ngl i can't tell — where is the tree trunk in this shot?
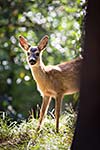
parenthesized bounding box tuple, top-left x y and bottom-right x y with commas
(71, 0, 100, 149)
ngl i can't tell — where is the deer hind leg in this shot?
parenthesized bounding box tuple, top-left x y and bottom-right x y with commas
(37, 96, 51, 131)
(55, 94, 63, 133)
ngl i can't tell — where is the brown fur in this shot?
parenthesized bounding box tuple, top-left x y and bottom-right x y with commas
(19, 35, 82, 132)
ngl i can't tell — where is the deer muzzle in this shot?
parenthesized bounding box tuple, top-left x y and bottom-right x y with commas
(29, 57, 36, 65)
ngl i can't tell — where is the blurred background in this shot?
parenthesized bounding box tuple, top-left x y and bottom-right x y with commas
(0, 0, 85, 121)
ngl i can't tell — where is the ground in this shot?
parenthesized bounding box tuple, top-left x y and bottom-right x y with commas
(0, 105, 76, 150)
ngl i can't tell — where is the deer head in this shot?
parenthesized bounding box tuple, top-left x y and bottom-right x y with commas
(19, 35, 49, 65)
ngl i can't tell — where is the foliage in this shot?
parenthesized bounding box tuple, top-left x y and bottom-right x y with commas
(0, 0, 84, 118)
(0, 104, 77, 150)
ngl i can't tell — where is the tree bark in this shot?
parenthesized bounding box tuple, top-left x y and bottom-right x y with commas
(71, 0, 100, 149)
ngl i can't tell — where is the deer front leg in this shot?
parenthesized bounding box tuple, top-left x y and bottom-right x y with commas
(55, 94, 63, 133)
(37, 96, 51, 131)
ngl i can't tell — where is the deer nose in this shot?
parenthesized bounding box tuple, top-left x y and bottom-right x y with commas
(29, 57, 36, 65)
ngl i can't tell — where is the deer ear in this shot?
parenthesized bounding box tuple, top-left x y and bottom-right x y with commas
(38, 35, 49, 51)
(19, 35, 30, 51)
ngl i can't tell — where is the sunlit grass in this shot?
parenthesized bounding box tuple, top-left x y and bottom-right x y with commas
(0, 104, 76, 150)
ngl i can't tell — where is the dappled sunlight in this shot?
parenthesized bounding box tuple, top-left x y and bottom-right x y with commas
(0, 0, 85, 149)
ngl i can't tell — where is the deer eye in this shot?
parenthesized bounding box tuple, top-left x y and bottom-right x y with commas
(35, 52, 39, 57)
(27, 52, 30, 56)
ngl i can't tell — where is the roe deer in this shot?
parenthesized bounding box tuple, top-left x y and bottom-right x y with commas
(19, 35, 82, 132)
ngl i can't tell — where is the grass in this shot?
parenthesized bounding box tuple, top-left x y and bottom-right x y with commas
(0, 104, 77, 150)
